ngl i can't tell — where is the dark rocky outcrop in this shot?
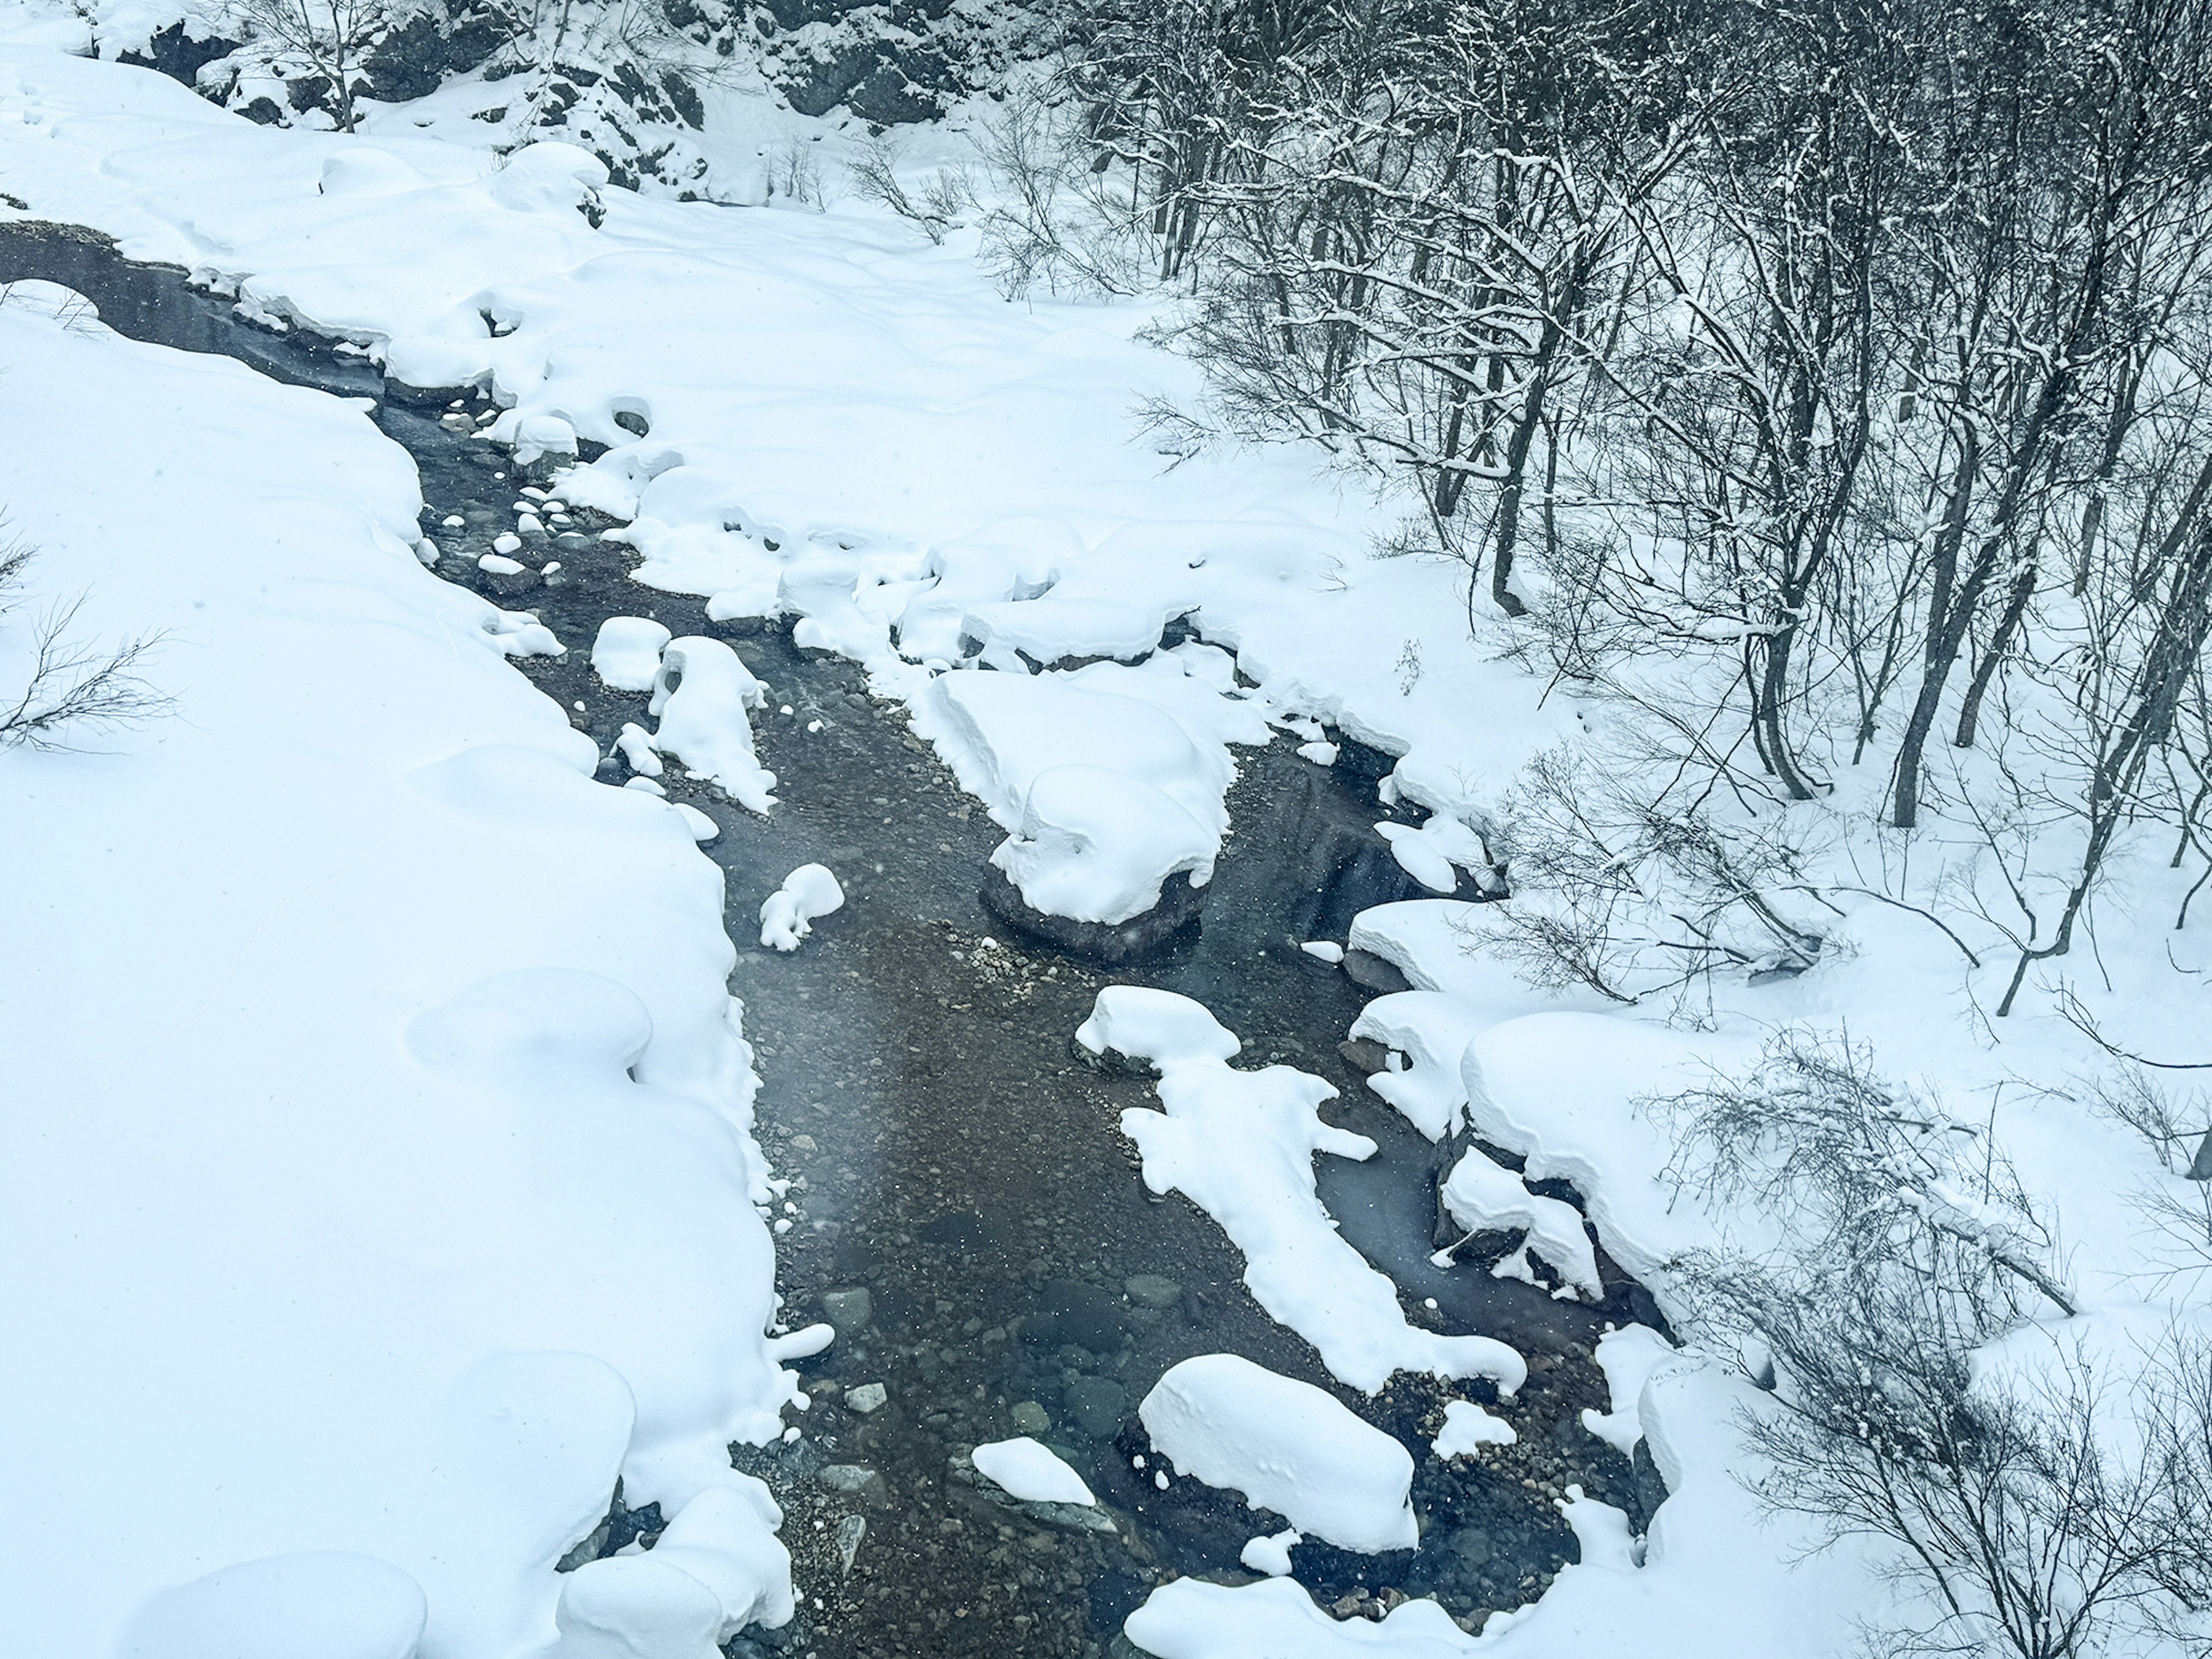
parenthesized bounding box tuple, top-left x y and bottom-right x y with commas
(119, 21, 242, 86)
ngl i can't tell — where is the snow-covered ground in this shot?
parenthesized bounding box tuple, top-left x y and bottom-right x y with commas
(3, 32, 2209, 1659)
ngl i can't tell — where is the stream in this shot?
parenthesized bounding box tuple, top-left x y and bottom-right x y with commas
(1, 224, 1669, 1659)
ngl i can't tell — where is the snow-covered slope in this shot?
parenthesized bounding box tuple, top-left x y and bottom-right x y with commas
(0, 282, 795, 1654)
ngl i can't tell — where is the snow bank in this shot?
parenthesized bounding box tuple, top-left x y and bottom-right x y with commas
(1346, 991, 1484, 1141)
(1126, 1578, 1479, 1659)
(758, 863, 843, 952)
(1139, 1355, 1418, 1552)
(1082, 987, 1524, 1395)
(1580, 1325, 1679, 1457)
(0, 293, 792, 1655)
(1437, 1146, 1604, 1301)
(649, 635, 776, 812)
(971, 1437, 1097, 1506)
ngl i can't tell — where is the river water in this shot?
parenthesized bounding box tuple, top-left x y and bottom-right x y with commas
(1, 225, 1668, 1659)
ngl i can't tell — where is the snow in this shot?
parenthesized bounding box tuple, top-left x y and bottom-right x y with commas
(1431, 1400, 1516, 1457)
(6, 41, 2200, 1659)
(648, 635, 777, 812)
(115, 1551, 428, 1659)
(971, 1437, 1097, 1506)
(1237, 1529, 1300, 1577)
(991, 762, 1217, 924)
(1083, 987, 1525, 1395)
(912, 658, 1265, 923)
(674, 802, 721, 843)
(1579, 1325, 1679, 1457)
(1300, 940, 1345, 964)
(758, 863, 844, 952)
(1139, 1355, 1418, 1552)
(478, 551, 527, 575)
(0, 290, 794, 1656)
(615, 720, 664, 776)
(1347, 991, 1485, 1141)
(1435, 1145, 1604, 1302)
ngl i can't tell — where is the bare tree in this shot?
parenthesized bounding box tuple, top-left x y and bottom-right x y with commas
(0, 535, 167, 751)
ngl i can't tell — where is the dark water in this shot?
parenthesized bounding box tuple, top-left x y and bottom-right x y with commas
(2, 224, 1668, 1658)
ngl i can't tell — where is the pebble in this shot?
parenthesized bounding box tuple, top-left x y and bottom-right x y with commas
(846, 1381, 888, 1415)
(1010, 1400, 1051, 1435)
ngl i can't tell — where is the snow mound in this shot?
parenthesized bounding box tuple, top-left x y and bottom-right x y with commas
(1140, 1355, 1417, 1552)
(971, 1437, 1097, 1506)
(649, 637, 776, 812)
(914, 660, 1258, 924)
(1431, 1399, 1516, 1457)
(961, 595, 1189, 668)
(488, 142, 609, 218)
(1075, 984, 1243, 1067)
(759, 864, 844, 952)
(992, 764, 1217, 925)
(1085, 988, 1525, 1395)
(1237, 1529, 1300, 1577)
(592, 616, 672, 691)
(1375, 814, 1489, 895)
(1437, 1145, 1604, 1301)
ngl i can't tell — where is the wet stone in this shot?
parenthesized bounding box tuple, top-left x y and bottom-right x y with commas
(1339, 1036, 1393, 1075)
(1062, 1376, 1129, 1439)
(844, 1381, 888, 1415)
(819, 1464, 889, 1506)
(1010, 1400, 1051, 1435)
(1123, 1274, 1181, 1310)
(1340, 948, 1412, 994)
(821, 1287, 872, 1335)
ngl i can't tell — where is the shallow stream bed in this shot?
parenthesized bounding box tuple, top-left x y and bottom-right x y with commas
(2, 225, 1669, 1659)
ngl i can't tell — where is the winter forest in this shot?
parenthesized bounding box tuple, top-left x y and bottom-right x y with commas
(6, 0, 2212, 1656)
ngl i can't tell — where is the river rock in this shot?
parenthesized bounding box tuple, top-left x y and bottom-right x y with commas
(845, 1381, 888, 1415)
(1123, 1274, 1181, 1310)
(1063, 1376, 1129, 1439)
(1340, 948, 1412, 994)
(1338, 1036, 1392, 1074)
(819, 1464, 889, 1506)
(821, 1287, 872, 1336)
(1011, 1401, 1051, 1435)
(978, 865, 1205, 964)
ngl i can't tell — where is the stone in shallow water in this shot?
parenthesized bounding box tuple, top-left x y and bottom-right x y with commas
(819, 1464, 889, 1506)
(821, 1287, 872, 1336)
(1123, 1274, 1181, 1310)
(1063, 1376, 1129, 1439)
(1011, 1400, 1051, 1435)
(836, 1513, 866, 1573)
(845, 1381, 888, 1415)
